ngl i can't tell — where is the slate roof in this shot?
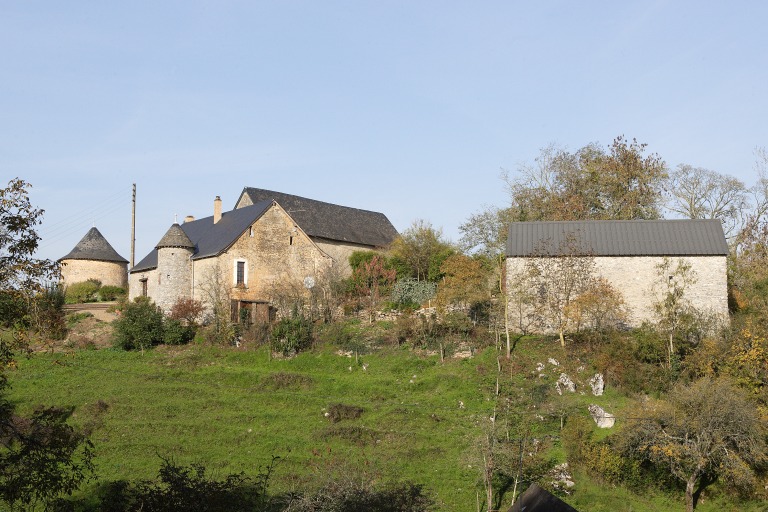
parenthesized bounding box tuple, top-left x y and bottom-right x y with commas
(131, 200, 272, 272)
(59, 227, 128, 263)
(508, 483, 579, 512)
(506, 219, 729, 257)
(156, 223, 194, 249)
(237, 187, 398, 248)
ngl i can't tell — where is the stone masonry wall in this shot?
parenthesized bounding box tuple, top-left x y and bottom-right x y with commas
(154, 247, 193, 313)
(128, 269, 157, 302)
(506, 255, 729, 332)
(193, 204, 333, 307)
(61, 259, 127, 288)
(313, 239, 372, 276)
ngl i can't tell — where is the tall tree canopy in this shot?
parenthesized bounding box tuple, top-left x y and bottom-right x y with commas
(664, 164, 747, 238)
(503, 136, 668, 222)
(388, 220, 455, 282)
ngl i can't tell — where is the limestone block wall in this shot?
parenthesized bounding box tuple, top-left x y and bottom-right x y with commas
(313, 239, 372, 276)
(506, 255, 729, 332)
(61, 259, 127, 288)
(192, 204, 332, 309)
(128, 269, 158, 302)
(154, 247, 193, 313)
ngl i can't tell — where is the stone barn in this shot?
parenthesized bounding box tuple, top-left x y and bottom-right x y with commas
(59, 227, 128, 288)
(129, 188, 398, 317)
(505, 219, 730, 331)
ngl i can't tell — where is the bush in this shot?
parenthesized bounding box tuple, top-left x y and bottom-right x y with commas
(163, 319, 196, 346)
(88, 457, 276, 512)
(31, 284, 66, 340)
(168, 298, 205, 326)
(98, 285, 126, 301)
(270, 314, 313, 356)
(65, 280, 101, 304)
(112, 297, 165, 351)
(0, 291, 27, 328)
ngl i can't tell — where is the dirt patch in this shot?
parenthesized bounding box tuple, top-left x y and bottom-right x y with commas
(64, 312, 115, 349)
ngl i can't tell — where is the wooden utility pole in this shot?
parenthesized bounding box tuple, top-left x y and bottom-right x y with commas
(130, 183, 136, 268)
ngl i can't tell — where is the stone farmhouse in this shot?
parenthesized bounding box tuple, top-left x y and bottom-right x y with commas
(129, 188, 398, 320)
(505, 219, 730, 331)
(59, 227, 129, 288)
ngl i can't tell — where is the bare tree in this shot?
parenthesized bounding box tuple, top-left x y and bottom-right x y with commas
(526, 234, 597, 346)
(653, 258, 697, 368)
(665, 164, 747, 239)
(198, 262, 235, 343)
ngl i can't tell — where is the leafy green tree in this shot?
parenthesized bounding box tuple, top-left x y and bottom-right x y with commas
(0, 178, 59, 297)
(388, 220, 455, 281)
(0, 178, 93, 509)
(620, 377, 768, 512)
(435, 254, 490, 314)
(113, 297, 165, 351)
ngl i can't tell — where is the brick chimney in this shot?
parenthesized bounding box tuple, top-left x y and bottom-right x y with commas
(184, 215, 195, 223)
(214, 196, 222, 224)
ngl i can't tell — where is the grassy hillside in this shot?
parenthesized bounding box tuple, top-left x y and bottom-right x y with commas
(7, 335, 765, 511)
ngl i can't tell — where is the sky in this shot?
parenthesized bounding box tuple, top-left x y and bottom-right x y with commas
(2, 1, 767, 265)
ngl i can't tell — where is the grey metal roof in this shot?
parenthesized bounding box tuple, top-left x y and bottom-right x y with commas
(506, 219, 729, 257)
(59, 227, 128, 263)
(156, 223, 194, 249)
(237, 187, 398, 248)
(131, 200, 272, 272)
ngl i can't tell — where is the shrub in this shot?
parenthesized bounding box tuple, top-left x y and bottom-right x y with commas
(270, 314, 313, 355)
(98, 285, 126, 301)
(391, 278, 436, 309)
(0, 291, 27, 328)
(284, 481, 433, 512)
(163, 319, 196, 346)
(90, 457, 276, 512)
(112, 297, 165, 351)
(168, 298, 205, 326)
(31, 284, 66, 340)
(65, 280, 101, 304)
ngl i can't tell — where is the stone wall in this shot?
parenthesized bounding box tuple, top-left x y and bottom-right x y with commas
(313, 239, 372, 276)
(128, 268, 157, 302)
(61, 259, 127, 288)
(193, 204, 333, 309)
(506, 255, 729, 332)
(154, 247, 193, 313)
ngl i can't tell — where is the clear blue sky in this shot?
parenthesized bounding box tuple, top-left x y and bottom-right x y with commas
(2, 1, 766, 264)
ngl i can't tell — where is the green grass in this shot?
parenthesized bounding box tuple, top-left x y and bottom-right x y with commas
(7, 339, 767, 511)
(9, 344, 498, 509)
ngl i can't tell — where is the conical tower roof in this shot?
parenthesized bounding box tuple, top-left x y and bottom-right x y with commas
(59, 227, 128, 263)
(156, 223, 195, 249)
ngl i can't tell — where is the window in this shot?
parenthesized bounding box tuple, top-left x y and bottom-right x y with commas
(140, 278, 148, 297)
(234, 259, 247, 286)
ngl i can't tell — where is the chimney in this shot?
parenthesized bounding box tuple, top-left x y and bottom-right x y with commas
(184, 215, 195, 223)
(214, 196, 222, 224)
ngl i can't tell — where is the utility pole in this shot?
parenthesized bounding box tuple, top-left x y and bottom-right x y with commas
(131, 183, 136, 268)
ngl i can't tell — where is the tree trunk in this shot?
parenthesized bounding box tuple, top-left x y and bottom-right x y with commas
(685, 475, 696, 512)
(559, 329, 565, 347)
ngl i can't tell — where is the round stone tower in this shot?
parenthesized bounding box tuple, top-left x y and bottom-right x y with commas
(59, 227, 128, 287)
(154, 223, 195, 313)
